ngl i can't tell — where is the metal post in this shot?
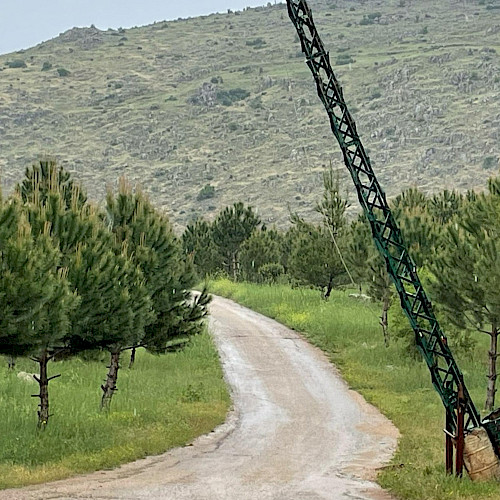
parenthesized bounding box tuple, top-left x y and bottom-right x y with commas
(446, 410, 454, 475)
(456, 383, 465, 477)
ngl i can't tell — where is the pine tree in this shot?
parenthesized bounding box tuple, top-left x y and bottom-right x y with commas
(17, 159, 87, 210)
(432, 183, 500, 411)
(288, 166, 349, 299)
(0, 196, 77, 427)
(212, 202, 261, 280)
(240, 228, 282, 282)
(68, 235, 152, 409)
(428, 189, 463, 225)
(182, 218, 221, 277)
(347, 215, 393, 346)
(18, 162, 149, 412)
(314, 165, 349, 238)
(106, 179, 210, 370)
(391, 187, 436, 268)
(288, 218, 346, 298)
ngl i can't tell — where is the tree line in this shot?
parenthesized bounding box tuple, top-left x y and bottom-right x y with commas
(184, 166, 500, 414)
(1, 161, 209, 427)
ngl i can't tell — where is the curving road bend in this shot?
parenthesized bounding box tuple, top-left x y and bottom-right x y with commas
(1, 295, 399, 500)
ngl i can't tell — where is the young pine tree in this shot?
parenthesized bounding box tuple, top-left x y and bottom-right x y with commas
(239, 228, 283, 283)
(432, 184, 500, 412)
(211, 202, 261, 280)
(106, 179, 210, 370)
(19, 162, 148, 412)
(182, 218, 221, 277)
(0, 197, 78, 427)
(288, 166, 349, 299)
(347, 215, 393, 346)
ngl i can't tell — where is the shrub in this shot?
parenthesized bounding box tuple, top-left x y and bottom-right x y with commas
(6, 59, 26, 68)
(57, 68, 71, 77)
(216, 88, 250, 106)
(197, 184, 216, 201)
(41, 61, 52, 71)
(335, 54, 355, 66)
(259, 263, 285, 284)
(483, 156, 498, 170)
(246, 38, 267, 49)
(360, 12, 382, 25)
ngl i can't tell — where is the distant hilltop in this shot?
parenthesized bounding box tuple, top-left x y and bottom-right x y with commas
(0, 0, 498, 228)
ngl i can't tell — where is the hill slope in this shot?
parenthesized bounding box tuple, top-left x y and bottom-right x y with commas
(0, 0, 499, 227)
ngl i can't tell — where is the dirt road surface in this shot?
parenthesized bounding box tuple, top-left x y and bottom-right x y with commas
(2, 295, 399, 500)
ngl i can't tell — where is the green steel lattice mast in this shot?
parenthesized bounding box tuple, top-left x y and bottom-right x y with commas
(286, 0, 484, 437)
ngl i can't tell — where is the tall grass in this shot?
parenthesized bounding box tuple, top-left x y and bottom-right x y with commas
(0, 331, 230, 489)
(209, 279, 500, 500)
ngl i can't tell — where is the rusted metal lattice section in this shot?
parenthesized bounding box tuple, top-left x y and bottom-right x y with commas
(287, 0, 482, 433)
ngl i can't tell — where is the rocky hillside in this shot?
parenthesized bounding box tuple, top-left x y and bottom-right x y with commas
(0, 0, 499, 227)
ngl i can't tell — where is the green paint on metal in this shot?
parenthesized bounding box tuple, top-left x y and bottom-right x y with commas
(286, 0, 485, 438)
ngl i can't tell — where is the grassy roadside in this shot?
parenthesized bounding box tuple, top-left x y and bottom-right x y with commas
(0, 331, 230, 490)
(209, 279, 500, 500)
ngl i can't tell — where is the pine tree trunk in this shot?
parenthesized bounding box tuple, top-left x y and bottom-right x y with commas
(380, 296, 390, 348)
(232, 252, 238, 281)
(35, 349, 50, 428)
(485, 323, 498, 412)
(129, 346, 136, 369)
(7, 356, 16, 370)
(324, 275, 334, 300)
(101, 351, 121, 410)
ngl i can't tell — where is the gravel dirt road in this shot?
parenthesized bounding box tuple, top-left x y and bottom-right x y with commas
(1, 295, 399, 500)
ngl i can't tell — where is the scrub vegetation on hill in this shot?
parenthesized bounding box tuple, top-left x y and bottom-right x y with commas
(0, 0, 498, 227)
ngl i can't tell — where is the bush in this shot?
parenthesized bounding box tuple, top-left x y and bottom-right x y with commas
(335, 54, 355, 66)
(6, 59, 26, 68)
(57, 68, 71, 77)
(360, 12, 382, 25)
(197, 184, 216, 201)
(41, 61, 52, 71)
(246, 38, 267, 49)
(259, 263, 284, 284)
(216, 88, 250, 106)
(483, 156, 498, 170)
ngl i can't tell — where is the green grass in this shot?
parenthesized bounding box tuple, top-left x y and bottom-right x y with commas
(0, 331, 230, 489)
(209, 278, 500, 500)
